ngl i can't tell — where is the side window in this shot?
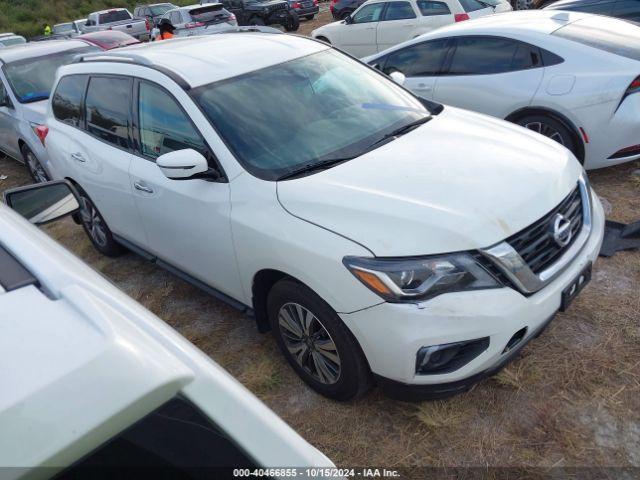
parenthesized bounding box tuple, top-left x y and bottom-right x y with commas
(458, 0, 487, 11)
(511, 43, 540, 70)
(137, 81, 208, 159)
(382, 1, 417, 20)
(447, 37, 524, 75)
(85, 76, 131, 149)
(170, 11, 182, 24)
(613, 0, 640, 19)
(352, 3, 386, 23)
(417, 0, 452, 15)
(52, 75, 87, 127)
(384, 39, 450, 76)
(58, 398, 256, 478)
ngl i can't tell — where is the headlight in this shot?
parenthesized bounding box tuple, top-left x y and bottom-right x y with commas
(343, 253, 501, 303)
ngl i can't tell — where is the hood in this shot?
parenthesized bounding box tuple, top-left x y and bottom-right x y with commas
(277, 107, 583, 257)
(20, 100, 47, 125)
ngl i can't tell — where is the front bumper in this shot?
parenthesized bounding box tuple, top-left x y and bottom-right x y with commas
(295, 5, 320, 15)
(340, 190, 605, 399)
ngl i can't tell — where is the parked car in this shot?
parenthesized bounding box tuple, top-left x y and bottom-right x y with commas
(329, 0, 367, 19)
(288, 0, 320, 20)
(78, 30, 142, 50)
(134, 2, 179, 27)
(155, 3, 238, 39)
(544, 0, 640, 22)
(0, 181, 334, 475)
(44, 34, 604, 401)
(203, 0, 300, 31)
(82, 8, 151, 41)
(0, 33, 27, 48)
(52, 20, 86, 37)
(311, 0, 511, 57)
(0, 40, 98, 183)
(364, 11, 640, 169)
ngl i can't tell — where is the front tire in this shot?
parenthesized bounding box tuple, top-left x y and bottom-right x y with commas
(515, 114, 579, 160)
(284, 11, 300, 31)
(267, 279, 372, 401)
(21, 145, 49, 184)
(76, 187, 126, 257)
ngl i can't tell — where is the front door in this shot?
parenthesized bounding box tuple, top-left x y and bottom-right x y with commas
(340, 2, 386, 57)
(129, 80, 243, 300)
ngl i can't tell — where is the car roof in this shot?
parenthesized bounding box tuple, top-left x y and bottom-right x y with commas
(181, 2, 223, 8)
(0, 40, 91, 63)
(75, 33, 328, 87)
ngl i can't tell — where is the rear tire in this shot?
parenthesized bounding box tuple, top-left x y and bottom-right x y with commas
(76, 187, 126, 257)
(267, 279, 372, 401)
(21, 145, 49, 184)
(514, 114, 579, 160)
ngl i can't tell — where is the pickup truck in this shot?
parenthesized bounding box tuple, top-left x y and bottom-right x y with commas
(52, 19, 86, 38)
(82, 8, 150, 40)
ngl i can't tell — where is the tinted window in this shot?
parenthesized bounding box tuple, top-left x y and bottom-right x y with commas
(98, 10, 132, 24)
(511, 43, 540, 70)
(448, 37, 523, 75)
(52, 75, 87, 127)
(58, 398, 256, 479)
(458, 0, 487, 11)
(384, 39, 450, 76)
(85, 76, 131, 149)
(383, 1, 417, 19)
(189, 4, 227, 22)
(613, 0, 640, 20)
(352, 3, 385, 22)
(138, 82, 207, 158)
(553, 18, 640, 60)
(417, 0, 452, 15)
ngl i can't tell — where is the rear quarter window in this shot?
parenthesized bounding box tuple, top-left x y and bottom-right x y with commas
(553, 19, 640, 61)
(52, 75, 88, 127)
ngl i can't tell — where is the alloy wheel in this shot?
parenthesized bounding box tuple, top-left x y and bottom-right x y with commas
(277, 302, 341, 385)
(523, 121, 566, 146)
(79, 196, 108, 248)
(25, 151, 49, 183)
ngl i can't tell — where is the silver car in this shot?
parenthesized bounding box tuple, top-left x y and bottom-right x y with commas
(0, 41, 98, 182)
(0, 33, 27, 48)
(156, 3, 237, 38)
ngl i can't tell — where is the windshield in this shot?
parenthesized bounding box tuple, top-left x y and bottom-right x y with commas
(0, 37, 26, 47)
(150, 3, 177, 15)
(99, 10, 132, 23)
(53, 23, 74, 33)
(193, 49, 429, 180)
(3, 47, 97, 103)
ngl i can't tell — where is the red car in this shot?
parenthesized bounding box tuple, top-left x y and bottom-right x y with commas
(77, 30, 141, 50)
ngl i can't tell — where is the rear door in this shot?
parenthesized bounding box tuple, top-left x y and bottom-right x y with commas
(59, 75, 148, 245)
(375, 1, 419, 51)
(339, 2, 386, 57)
(379, 37, 451, 98)
(433, 36, 545, 117)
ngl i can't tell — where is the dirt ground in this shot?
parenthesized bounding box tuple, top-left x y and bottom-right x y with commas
(1, 13, 640, 471)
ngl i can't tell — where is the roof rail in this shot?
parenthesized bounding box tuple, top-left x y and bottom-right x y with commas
(71, 52, 191, 91)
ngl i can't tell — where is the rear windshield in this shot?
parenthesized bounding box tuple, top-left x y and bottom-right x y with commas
(3, 47, 97, 103)
(53, 23, 74, 34)
(189, 4, 226, 22)
(554, 19, 640, 61)
(99, 10, 132, 24)
(0, 37, 26, 47)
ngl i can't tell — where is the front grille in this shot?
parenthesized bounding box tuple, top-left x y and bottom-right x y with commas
(473, 253, 516, 289)
(506, 184, 583, 275)
(269, 2, 288, 12)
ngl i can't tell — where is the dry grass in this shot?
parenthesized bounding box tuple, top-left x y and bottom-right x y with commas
(2, 156, 639, 467)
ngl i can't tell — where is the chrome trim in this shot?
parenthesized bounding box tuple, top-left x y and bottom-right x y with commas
(479, 173, 592, 295)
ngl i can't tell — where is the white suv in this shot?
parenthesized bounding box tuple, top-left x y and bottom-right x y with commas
(44, 34, 604, 401)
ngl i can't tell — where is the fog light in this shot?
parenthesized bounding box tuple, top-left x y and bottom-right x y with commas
(416, 337, 489, 375)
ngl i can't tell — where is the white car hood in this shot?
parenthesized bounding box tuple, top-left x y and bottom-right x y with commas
(277, 107, 583, 257)
(20, 100, 47, 125)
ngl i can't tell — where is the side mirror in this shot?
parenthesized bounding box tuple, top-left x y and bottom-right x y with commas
(157, 149, 211, 180)
(389, 70, 406, 86)
(344, 14, 353, 24)
(4, 181, 80, 225)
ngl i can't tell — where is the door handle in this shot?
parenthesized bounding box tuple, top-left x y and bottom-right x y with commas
(416, 84, 433, 91)
(134, 182, 154, 194)
(71, 152, 86, 162)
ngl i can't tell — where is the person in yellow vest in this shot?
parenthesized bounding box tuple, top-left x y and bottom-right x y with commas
(157, 18, 175, 41)
(43, 24, 52, 36)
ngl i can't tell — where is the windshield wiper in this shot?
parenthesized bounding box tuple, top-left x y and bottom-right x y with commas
(277, 156, 357, 181)
(369, 115, 432, 149)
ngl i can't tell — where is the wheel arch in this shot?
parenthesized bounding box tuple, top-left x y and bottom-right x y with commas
(252, 269, 296, 333)
(505, 106, 585, 164)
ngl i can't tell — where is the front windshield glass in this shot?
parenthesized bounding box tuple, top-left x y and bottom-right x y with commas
(4, 47, 97, 103)
(193, 49, 429, 180)
(53, 23, 74, 34)
(150, 3, 177, 15)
